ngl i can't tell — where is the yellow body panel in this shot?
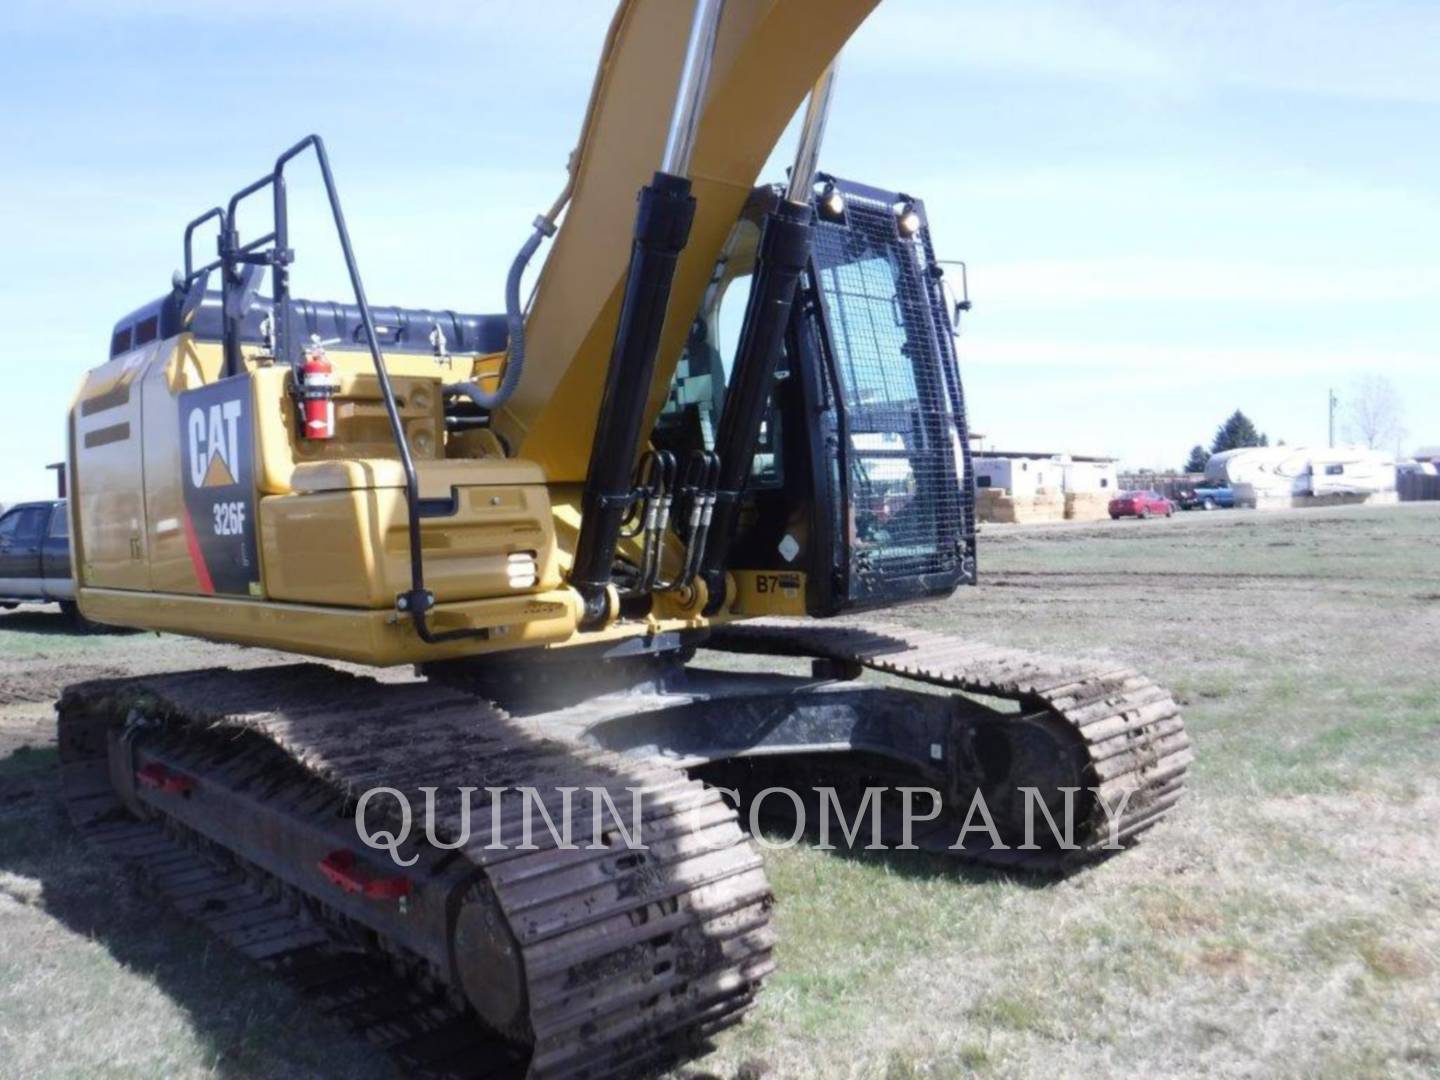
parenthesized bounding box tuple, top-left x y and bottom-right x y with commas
(78, 586, 585, 665)
(71, 345, 155, 590)
(249, 356, 450, 496)
(71, 332, 583, 657)
(260, 477, 559, 608)
(142, 338, 224, 593)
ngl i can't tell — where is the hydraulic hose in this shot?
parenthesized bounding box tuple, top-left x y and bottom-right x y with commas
(450, 215, 555, 411)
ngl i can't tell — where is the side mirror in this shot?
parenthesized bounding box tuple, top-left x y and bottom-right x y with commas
(935, 260, 971, 333)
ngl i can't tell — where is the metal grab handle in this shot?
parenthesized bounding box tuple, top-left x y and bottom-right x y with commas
(182, 207, 227, 283)
(276, 136, 489, 644)
(205, 134, 486, 645)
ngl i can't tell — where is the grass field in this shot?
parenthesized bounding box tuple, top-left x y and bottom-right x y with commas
(1, 504, 1437, 1078)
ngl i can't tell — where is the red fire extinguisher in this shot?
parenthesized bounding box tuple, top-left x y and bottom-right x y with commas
(301, 343, 336, 440)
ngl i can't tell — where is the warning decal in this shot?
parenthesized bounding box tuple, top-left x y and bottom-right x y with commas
(178, 378, 260, 596)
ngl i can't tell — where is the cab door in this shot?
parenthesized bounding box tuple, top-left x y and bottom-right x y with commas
(42, 503, 74, 599)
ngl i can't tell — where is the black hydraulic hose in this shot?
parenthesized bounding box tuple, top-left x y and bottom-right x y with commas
(442, 381, 501, 411)
(448, 217, 554, 411)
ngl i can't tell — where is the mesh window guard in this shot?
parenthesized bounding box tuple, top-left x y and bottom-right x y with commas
(810, 185, 970, 599)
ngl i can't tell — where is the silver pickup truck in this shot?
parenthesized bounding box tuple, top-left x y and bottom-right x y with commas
(0, 499, 79, 621)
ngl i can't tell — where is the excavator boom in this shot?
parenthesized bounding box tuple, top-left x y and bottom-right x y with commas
(499, 0, 877, 480)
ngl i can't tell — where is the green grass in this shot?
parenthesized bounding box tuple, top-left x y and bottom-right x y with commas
(682, 505, 1440, 1078)
(1, 504, 1438, 1078)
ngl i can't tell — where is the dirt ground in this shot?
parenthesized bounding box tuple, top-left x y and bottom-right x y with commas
(1, 504, 1436, 1079)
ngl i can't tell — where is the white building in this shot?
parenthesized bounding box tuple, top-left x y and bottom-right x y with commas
(973, 452, 1117, 497)
(1062, 457, 1120, 495)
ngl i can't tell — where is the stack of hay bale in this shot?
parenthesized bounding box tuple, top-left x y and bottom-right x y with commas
(973, 452, 1119, 525)
(1063, 491, 1111, 521)
(978, 486, 1066, 524)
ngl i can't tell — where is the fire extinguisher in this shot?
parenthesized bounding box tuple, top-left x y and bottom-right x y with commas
(301, 343, 336, 440)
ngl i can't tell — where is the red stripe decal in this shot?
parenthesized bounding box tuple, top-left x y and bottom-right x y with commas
(180, 508, 215, 594)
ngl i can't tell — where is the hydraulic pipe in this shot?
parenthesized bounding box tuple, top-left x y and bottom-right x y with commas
(453, 216, 555, 411)
(786, 62, 839, 205)
(661, 0, 726, 177)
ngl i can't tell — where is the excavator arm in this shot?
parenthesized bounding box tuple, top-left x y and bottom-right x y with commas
(497, 0, 878, 480)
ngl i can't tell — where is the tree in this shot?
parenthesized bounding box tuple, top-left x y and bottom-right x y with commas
(1210, 410, 1265, 454)
(1344, 375, 1406, 450)
(1183, 444, 1209, 473)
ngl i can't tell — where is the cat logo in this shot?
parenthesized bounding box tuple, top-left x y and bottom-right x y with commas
(187, 400, 243, 488)
(177, 380, 259, 596)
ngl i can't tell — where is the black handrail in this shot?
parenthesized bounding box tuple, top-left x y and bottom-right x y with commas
(182, 207, 226, 282)
(199, 134, 487, 645)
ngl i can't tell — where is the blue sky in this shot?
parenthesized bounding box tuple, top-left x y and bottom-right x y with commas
(1, 0, 1436, 503)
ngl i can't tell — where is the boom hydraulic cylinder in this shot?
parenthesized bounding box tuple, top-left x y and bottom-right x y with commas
(570, 0, 724, 624)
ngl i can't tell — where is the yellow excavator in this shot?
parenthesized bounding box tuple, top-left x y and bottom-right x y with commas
(59, 1, 1190, 1075)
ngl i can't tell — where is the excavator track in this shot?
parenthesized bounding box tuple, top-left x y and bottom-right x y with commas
(708, 619, 1192, 870)
(56, 665, 774, 1080)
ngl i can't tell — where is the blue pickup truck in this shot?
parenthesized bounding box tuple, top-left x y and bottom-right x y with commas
(1177, 485, 1235, 511)
(0, 499, 79, 621)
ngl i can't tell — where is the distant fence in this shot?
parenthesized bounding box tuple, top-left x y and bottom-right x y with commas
(1117, 473, 1203, 500)
(1398, 473, 1440, 502)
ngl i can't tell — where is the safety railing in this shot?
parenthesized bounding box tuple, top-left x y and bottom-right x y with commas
(179, 135, 487, 644)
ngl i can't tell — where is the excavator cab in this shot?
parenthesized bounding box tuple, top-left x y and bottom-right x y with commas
(656, 177, 976, 617)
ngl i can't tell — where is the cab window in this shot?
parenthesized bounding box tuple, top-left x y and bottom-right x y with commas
(657, 216, 784, 488)
(48, 507, 69, 539)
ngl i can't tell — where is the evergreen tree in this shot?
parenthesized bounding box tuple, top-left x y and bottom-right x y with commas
(1210, 411, 1264, 454)
(1183, 444, 1209, 473)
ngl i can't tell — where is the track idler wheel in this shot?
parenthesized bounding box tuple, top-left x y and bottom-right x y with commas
(452, 879, 531, 1040)
(954, 713, 1093, 848)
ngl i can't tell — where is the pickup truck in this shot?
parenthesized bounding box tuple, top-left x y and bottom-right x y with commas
(0, 499, 80, 621)
(1177, 485, 1235, 511)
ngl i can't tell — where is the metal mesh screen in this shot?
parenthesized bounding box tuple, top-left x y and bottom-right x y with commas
(810, 186, 971, 598)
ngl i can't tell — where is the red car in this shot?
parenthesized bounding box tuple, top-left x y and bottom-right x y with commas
(1109, 489, 1173, 519)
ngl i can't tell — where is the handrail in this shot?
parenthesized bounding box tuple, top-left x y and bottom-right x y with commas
(196, 134, 487, 645)
(182, 207, 226, 282)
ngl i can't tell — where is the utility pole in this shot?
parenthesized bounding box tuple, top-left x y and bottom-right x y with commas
(1328, 388, 1337, 448)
